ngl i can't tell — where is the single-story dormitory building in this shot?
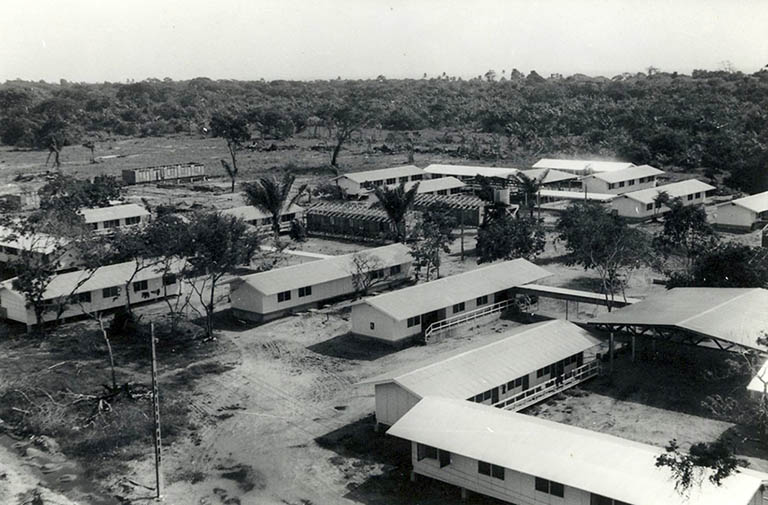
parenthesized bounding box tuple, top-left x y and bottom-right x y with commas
(229, 243, 412, 322)
(581, 164, 664, 194)
(80, 203, 151, 233)
(350, 258, 550, 347)
(423, 164, 520, 183)
(609, 179, 715, 220)
(361, 319, 602, 428)
(388, 397, 768, 505)
(333, 166, 426, 197)
(711, 191, 768, 232)
(0, 260, 182, 328)
(532, 159, 635, 175)
(221, 204, 304, 235)
(403, 176, 465, 195)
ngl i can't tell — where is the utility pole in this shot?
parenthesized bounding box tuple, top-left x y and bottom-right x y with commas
(150, 322, 163, 500)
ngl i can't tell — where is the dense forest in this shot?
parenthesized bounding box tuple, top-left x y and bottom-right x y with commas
(1, 68, 767, 192)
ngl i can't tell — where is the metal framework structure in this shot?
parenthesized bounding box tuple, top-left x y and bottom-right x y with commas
(588, 322, 755, 354)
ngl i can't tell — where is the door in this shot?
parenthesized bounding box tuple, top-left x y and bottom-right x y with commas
(493, 290, 509, 304)
(421, 309, 445, 337)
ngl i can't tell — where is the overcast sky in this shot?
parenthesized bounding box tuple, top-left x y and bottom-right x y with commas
(2, 0, 767, 83)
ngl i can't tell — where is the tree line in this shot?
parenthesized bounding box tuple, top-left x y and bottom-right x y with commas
(1, 68, 768, 191)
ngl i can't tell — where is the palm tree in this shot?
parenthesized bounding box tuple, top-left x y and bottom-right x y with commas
(373, 181, 420, 242)
(243, 174, 307, 246)
(513, 168, 549, 218)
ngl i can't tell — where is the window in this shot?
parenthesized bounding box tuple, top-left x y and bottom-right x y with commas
(417, 444, 438, 461)
(438, 449, 451, 468)
(398, 177, 409, 183)
(437, 190, 447, 195)
(452, 302, 465, 313)
(628, 179, 635, 186)
(277, 290, 291, 303)
(646, 203, 653, 211)
(373, 180, 384, 186)
(386, 178, 396, 184)
(102, 286, 120, 298)
(390, 265, 401, 275)
(655, 201, 662, 208)
(133, 280, 148, 292)
(476, 295, 488, 306)
(474, 393, 483, 402)
(103, 219, 120, 229)
(591, 494, 631, 505)
(482, 390, 491, 401)
(369, 322, 375, 330)
(536, 477, 564, 497)
(478, 461, 503, 480)
(162, 274, 177, 286)
(407, 315, 421, 328)
(370, 269, 385, 280)
(298, 286, 312, 297)
(687, 193, 693, 201)
(77, 291, 92, 304)
(411, 174, 423, 181)
(608, 183, 615, 190)
(88, 223, 98, 231)
(618, 181, 625, 188)
(694, 192, 701, 198)
(125, 216, 141, 225)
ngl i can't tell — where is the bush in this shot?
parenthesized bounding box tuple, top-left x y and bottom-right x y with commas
(289, 219, 307, 242)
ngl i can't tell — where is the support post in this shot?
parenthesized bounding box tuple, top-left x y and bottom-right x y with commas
(461, 487, 468, 501)
(565, 300, 569, 320)
(410, 471, 416, 483)
(631, 335, 636, 362)
(609, 331, 615, 374)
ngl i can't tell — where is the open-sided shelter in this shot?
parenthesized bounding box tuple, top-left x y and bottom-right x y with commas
(388, 397, 768, 505)
(229, 243, 413, 322)
(361, 319, 602, 427)
(424, 164, 520, 183)
(351, 259, 550, 347)
(532, 159, 635, 175)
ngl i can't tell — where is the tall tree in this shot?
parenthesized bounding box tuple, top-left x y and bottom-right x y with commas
(409, 204, 456, 280)
(476, 214, 545, 263)
(666, 243, 768, 289)
(186, 212, 261, 336)
(653, 197, 717, 275)
(556, 201, 651, 311)
(242, 174, 307, 246)
(373, 181, 419, 243)
(210, 113, 250, 192)
(39, 174, 122, 211)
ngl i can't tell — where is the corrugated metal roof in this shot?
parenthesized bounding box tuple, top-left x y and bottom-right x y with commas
(724, 191, 768, 214)
(404, 177, 465, 193)
(532, 159, 635, 173)
(236, 243, 412, 295)
(361, 259, 550, 320)
(221, 204, 304, 222)
(80, 203, 150, 223)
(539, 189, 616, 202)
(337, 165, 425, 184)
(520, 168, 579, 184)
(590, 288, 768, 350)
(388, 397, 767, 505)
(0, 259, 184, 299)
(0, 226, 70, 255)
(412, 194, 485, 210)
(616, 180, 716, 205)
(361, 320, 600, 399)
(424, 165, 520, 179)
(587, 164, 665, 183)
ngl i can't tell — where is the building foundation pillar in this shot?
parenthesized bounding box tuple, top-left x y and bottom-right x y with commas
(460, 487, 468, 501)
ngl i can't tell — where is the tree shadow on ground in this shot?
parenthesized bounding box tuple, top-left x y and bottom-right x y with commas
(717, 424, 768, 464)
(533, 253, 571, 266)
(315, 415, 508, 505)
(307, 332, 401, 361)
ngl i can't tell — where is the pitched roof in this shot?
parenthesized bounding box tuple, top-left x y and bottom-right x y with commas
(0, 259, 184, 300)
(404, 176, 465, 193)
(723, 191, 768, 214)
(519, 168, 579, 185)
(221, 204, 304, 222)
(361, 320, 600, 399)
(388, 397, 767, 505)
(616, 179, 716, 205)
(79, 203, 150, 224)
(235, 243, 412, 295)
(0, 226, 70, 255)
(360, 259, 550, 320)
(532, 159, 635, 173)
(539, 189, 616, 202)
(337, 165, 425, 184)
(586, 164, 664, 183)
(424, 164, 520, 179)
(590, 288, 768, 350)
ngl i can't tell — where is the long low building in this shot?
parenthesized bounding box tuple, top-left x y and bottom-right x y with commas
(388, 397, 768, 505)
(404, 176, 465, 195)
(539, 188, 617, 203)
(610, 179, 716, 220)
(532, 158, 635, 175)
(221, 204, 304, 235)
(581, 164, 664, 194)
(333, 165, 426, 196)
(424, 164, 519, 183)
(229, 243, 413, 322)
(351, 259, 550, 346)
(0, 260, 182, 327)
(361, 319, 602, 427)
(80, 203, 151, 233)
(0, 226, 80, 271)
(711, 191, 768, 232)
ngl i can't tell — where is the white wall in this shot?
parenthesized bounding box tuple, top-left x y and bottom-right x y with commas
(90, 214, 150, 233)
(336, 177, 363, 196)
(712, 203, 757, 231)
(374, 383, 421, 426)
(583, 176, 657, 195)
(351, 302, 397, 341)
(411, 442, 593, 505)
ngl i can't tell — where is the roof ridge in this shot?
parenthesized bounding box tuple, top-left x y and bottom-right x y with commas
(676, 288, 761, 326)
